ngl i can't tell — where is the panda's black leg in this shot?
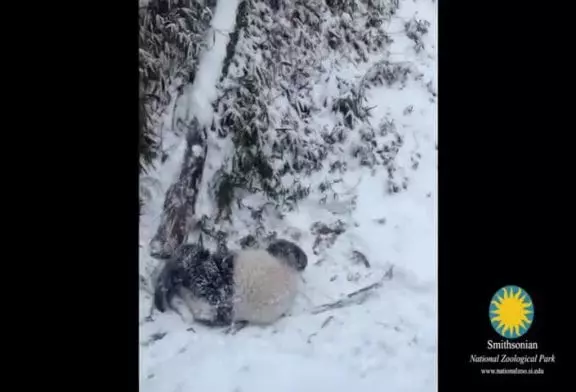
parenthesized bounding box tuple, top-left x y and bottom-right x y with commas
(225, 320, 248, 335)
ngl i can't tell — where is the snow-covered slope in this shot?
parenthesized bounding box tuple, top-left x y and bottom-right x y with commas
(139, 0, 436, 391)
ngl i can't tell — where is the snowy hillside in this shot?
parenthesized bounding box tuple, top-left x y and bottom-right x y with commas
(139, 0, 436, 391)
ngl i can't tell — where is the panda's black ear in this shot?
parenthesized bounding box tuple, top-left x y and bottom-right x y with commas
(267, 239, 308, 271)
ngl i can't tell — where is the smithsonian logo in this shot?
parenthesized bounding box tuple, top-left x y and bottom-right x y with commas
(489, 285, 534, 339)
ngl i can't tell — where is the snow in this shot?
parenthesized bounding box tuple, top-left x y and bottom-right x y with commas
(180, 0, 242, 128)
(140, 0, 437, 391)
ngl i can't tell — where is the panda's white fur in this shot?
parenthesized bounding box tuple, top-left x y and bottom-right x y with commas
(230, 249, 300, 324)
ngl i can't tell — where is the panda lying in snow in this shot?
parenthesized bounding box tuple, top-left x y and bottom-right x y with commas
(153, 239, 308, 329)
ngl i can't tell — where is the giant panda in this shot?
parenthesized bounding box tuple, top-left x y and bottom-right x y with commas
(153, 239, 308, 328)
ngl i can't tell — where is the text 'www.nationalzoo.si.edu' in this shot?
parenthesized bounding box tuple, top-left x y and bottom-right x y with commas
(480, 367, 544, 375)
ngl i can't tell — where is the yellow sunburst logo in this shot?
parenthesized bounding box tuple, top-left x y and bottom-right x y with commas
(489, 285, 534, 339)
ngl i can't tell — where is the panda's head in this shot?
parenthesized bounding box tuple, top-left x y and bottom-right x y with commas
(266, 239, 308, 272)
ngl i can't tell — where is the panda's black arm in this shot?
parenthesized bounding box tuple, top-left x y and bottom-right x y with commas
(153, 266, 171, 312)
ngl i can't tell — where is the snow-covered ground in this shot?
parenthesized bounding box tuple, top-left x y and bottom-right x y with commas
(139, 0, 437, 391)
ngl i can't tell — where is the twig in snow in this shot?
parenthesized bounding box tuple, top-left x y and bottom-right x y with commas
(310, 266, 394, 315)
(384, 265, 394, 279)
(321, 315, 335, 329)
(346, 279, 384, 298)
(351, 250, 371, 268)
(307, 315, 335, 344)
(141, 332, 167, 347)
(306, 332, 317, 344)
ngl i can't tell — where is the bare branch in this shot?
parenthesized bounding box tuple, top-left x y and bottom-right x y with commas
(310, 266, 393, 315)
